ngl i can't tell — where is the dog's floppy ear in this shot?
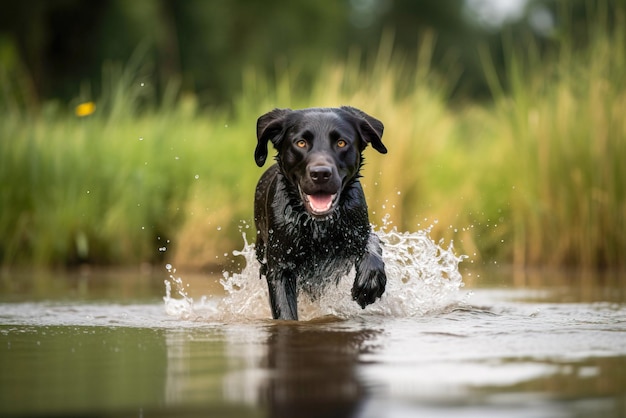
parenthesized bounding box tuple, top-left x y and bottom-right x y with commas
(340, 106, 387, 154)
(255, 108, 291, 167)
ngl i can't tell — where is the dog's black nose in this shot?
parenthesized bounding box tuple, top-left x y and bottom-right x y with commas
(309, 166, 332, 183)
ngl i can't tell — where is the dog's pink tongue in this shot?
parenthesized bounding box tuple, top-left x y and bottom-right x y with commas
(308, 193, 333, 212)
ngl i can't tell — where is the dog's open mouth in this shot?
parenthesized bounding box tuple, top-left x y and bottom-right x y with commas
(300, 188, 339, 217)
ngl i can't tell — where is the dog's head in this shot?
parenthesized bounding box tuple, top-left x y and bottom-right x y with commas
(255, 106, 386, 218)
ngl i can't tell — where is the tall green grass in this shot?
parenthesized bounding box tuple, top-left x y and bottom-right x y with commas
(476, 11, 626, 268)
(0, 56, 254, 267)
(1, 13, 624, 270)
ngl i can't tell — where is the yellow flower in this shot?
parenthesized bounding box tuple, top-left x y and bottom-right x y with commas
(75, 101, 96, 117)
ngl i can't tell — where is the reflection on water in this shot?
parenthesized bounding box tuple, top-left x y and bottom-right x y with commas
(0, 326, 168, 415)
(161, 319, 382, 417)
(2, 289, 625, 417)
(164, 327, 227, 408)
(225, 321, 380, 417)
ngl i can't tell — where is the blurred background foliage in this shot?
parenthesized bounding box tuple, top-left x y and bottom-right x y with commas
(3, 0, 615, 107)
(0, 0, 624, 272)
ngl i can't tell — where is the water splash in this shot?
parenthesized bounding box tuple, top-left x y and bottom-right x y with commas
(163, 264, 196, 319)
(164, 226, 465, 322)
(298, 225, 466, 319)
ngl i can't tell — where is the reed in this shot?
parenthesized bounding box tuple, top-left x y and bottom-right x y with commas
(477, 8, 626, 268)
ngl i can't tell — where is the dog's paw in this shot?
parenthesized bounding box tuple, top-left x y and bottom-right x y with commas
(352, 256, 386, 309)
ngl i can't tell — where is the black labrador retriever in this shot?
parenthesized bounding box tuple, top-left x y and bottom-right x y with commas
(254, 106, 387, 320)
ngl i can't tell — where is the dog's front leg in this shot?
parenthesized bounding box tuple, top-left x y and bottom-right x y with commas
(266, 268, 298, 320)
(352, 232, 387, 309)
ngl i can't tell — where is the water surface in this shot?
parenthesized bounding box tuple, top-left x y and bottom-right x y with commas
(1, 230, 625, 417)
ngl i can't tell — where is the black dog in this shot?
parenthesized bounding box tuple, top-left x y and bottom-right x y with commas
(254, 106, 387, 320)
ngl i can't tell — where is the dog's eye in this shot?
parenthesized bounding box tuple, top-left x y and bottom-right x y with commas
(296, 139, 307, 148)
(337, 139, 347, 148)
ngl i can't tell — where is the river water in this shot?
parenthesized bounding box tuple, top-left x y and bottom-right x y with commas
(1, 229, 625, 417)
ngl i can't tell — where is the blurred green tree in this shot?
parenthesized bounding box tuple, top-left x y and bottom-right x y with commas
(1, 0, 624, 107)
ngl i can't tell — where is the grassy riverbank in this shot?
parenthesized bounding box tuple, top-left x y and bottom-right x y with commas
(1, 19, 624, 271)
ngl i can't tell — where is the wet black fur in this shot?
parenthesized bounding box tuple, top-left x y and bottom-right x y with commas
(254, 106, 388, 320)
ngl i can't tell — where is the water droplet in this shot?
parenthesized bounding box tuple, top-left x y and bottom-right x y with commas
(217, 226, 222, 231)
(158, 247, 167, 252)
(194, 174, 200, 180)
(139, 137, 144, 141)
(140, 82, 145, 87)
